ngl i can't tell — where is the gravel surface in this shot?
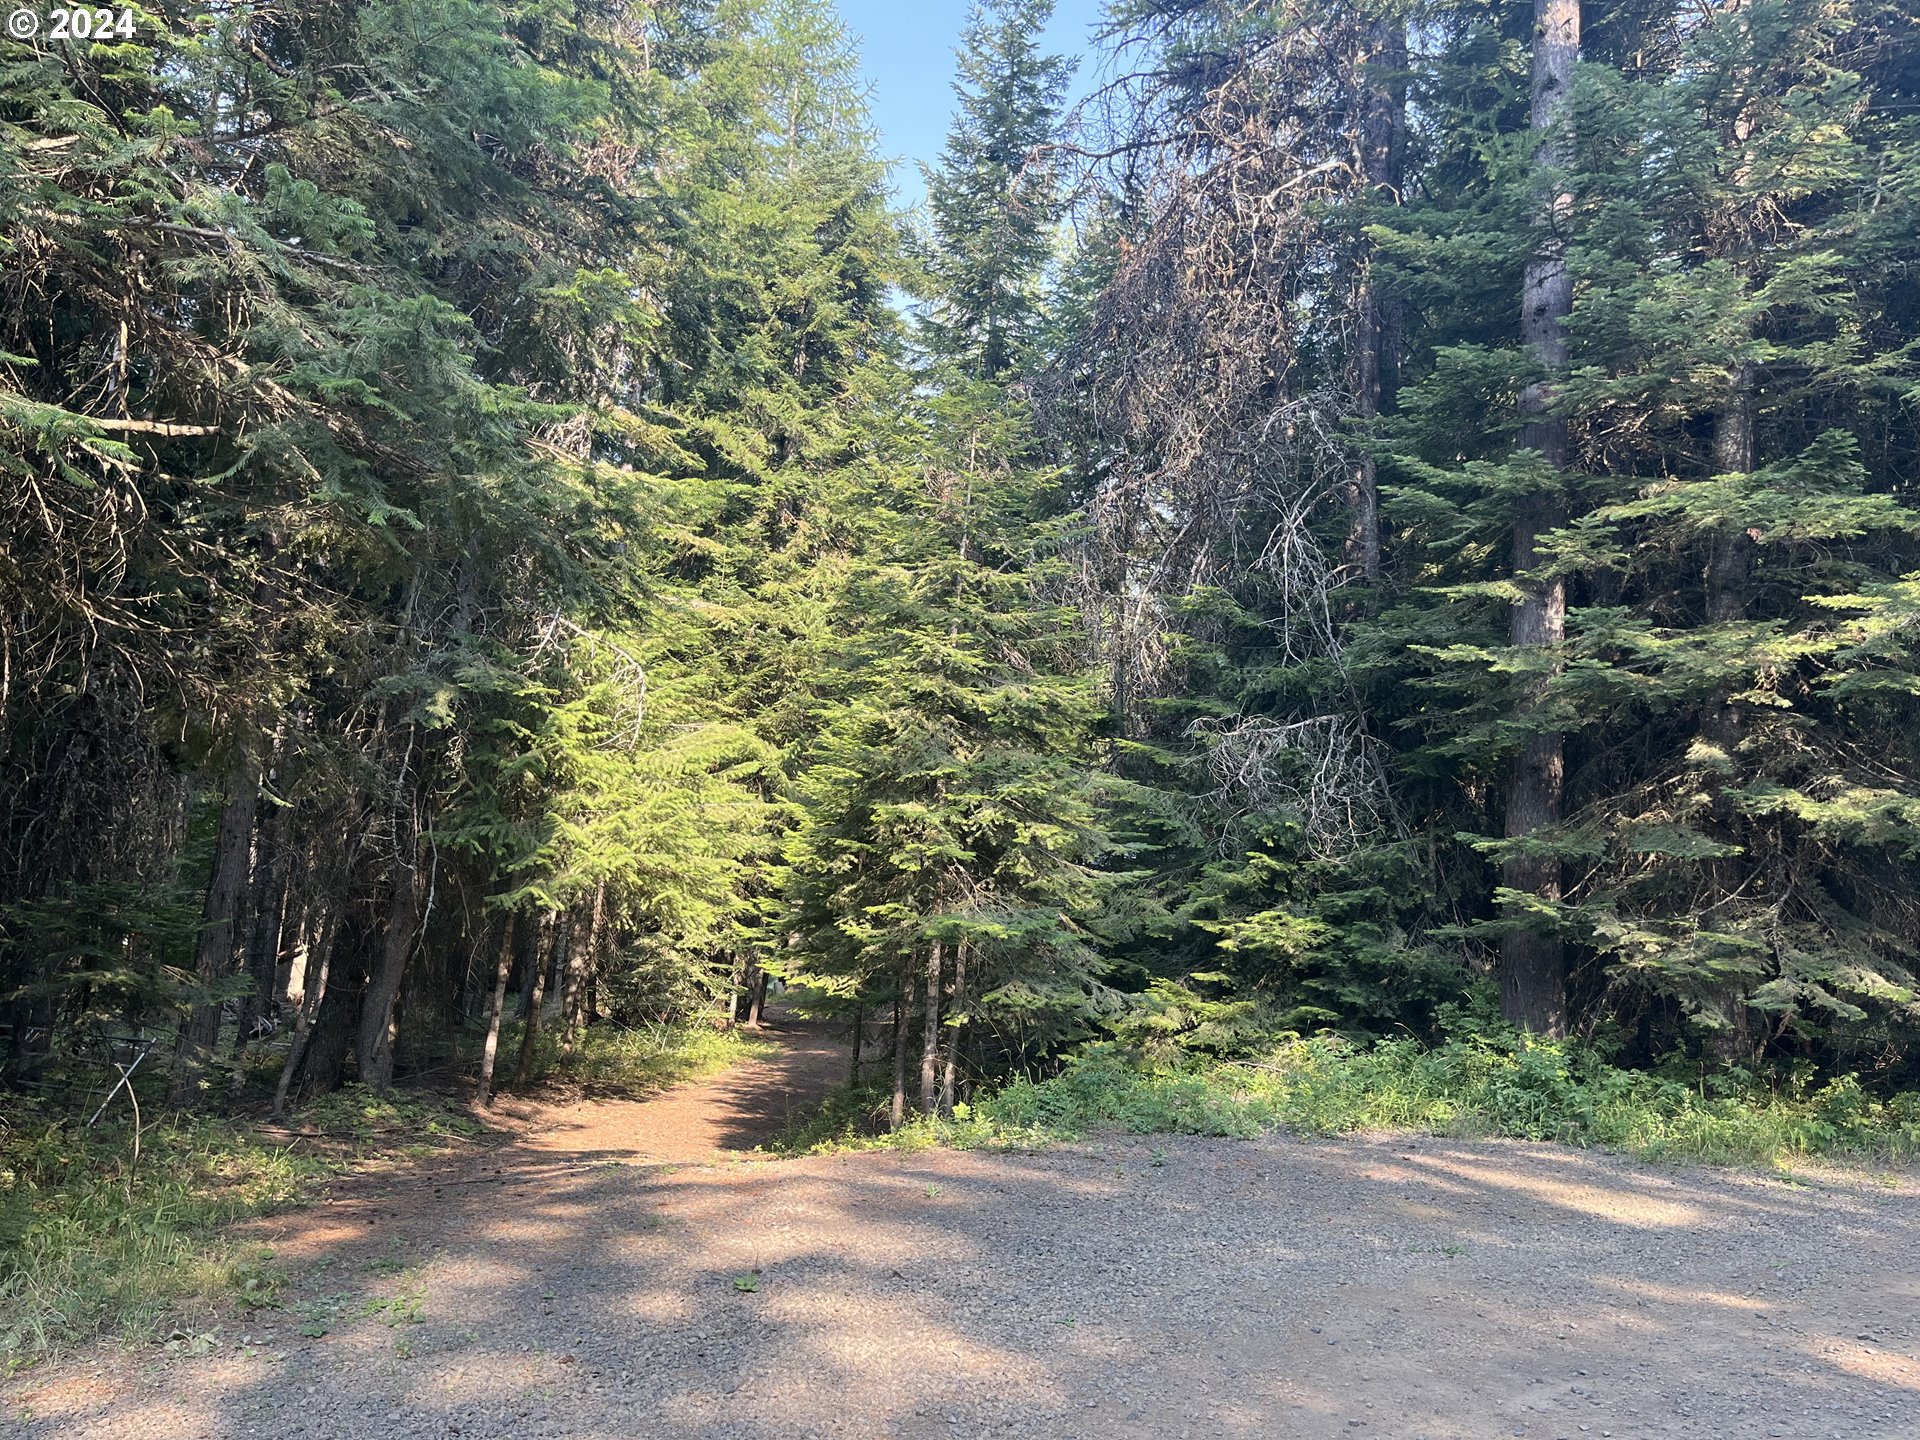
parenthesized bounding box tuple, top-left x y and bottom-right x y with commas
(10, 1035, 1920, 1440)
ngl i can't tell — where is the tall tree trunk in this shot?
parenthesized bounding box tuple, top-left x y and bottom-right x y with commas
(515, 911, 565, 1084)
(1707, 368, 1754, 632)
(272, 900, 339, 1118)
(938, 941, 968, 1117)
(356, 861, 423, 1091)
(890, 953, 913, 1130)
(170, 745, 261, 1105)
(725, 954, 749, 1026)
(516, 910, 550, 1020)
(1499, 0, 1580, 1038)
(475, 916, 519, 1108)
(231, 745, 292, 1089)
(920, 941, 943, 1116)
(849, 1003, 864, 1086)
(1703, 362, 1757, 1057)
(561, 882, 604, 1064)
(1347, 16, 1407, 580)
(746, 967, 769, 1028)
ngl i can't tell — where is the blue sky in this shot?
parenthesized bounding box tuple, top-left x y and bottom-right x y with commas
(834, 0, 1110, 211)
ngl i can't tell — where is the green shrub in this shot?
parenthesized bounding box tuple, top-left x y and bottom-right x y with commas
(795, 1036, 1920, 1168)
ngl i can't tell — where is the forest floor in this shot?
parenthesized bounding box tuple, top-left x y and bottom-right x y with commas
(9, 1017, 1920, 1440)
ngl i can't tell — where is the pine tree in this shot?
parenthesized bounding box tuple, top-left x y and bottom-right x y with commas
(921, 0, 1075, 382)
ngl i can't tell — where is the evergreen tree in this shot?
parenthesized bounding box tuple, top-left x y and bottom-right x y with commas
(921, 0, 1075, 381)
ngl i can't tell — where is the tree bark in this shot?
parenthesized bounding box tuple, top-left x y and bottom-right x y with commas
(1702, 362, 1757, 1057)
(356, 860, 422, 1091)
(561, 882, 604, 1063)
(515, 911, 565, 1084)
(938, 941, 968, 1117)
(1346, 16, 1407, 581)
(475, 915, 519, 1108)
(1499, 0, 1580, 1038)
(920, 941, 943, 1116)
(1707, 366, 1754, 631)
(849, 1004, 864, 1086)
(890, 953, 913, 1130)
(231, 748, 292, 1086)
(746, 967, 769, 1028)
(273, 900, 339, 1118)
(516, 910, 550, 1020)
(170, 744, 261, 1105)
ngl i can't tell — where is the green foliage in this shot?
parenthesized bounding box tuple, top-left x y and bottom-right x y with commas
(793, 1037, 1920, 1169)
(918, 0, 1074, 380)
(501, 1017, 770, 1097)
(2, 0, 1916, 1186)
(0, 1106, 326, 1366)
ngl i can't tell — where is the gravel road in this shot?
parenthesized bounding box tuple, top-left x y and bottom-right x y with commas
(10, 1033, 1920, 1440)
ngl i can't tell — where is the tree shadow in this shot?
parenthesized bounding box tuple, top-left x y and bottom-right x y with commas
(13, 1132, 1920, 1439)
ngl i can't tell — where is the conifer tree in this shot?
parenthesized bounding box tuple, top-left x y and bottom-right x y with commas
(921, 0, 1075, 381)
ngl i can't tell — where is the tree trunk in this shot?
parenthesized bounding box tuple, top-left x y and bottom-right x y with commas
(275, 862, 311, 1008)
(515, 911, 565, 1084)
(516, 910, 550, 1020)
(849, 1004, 864, 1086)
(356, 861, 422, 1091)
(1707, 367, 1754, 631)
(1703, 362, 1757, 1058)
(890, 953, 913, 1130)
(1346, 16, 1407, 581)
(230, 733, 289, 1075)
(273, 900, 339, 1118)
(920, 941, 943, 1116)
(561, 882, 604, 1064)
(170, 745, 261, 1105)
(475, 916, 519, 1108)
(231, 770, 293, 1089)
(746, 967, 769, 1028)
(1499, 0, 1580, 1038)
(938, 941, 967, 1117)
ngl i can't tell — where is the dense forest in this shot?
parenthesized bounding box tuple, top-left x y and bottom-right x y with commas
(3, 0, 1917, 1129)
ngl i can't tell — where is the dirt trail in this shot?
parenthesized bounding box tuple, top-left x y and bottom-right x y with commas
(12, 1029, 1920, 1440)
(501, 1011, 851, 1163)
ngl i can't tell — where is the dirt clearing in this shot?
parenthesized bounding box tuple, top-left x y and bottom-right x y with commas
(10, 1026, 1920, 1440)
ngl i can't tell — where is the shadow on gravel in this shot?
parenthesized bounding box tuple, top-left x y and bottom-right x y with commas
(14, 1135, 1920, 1439)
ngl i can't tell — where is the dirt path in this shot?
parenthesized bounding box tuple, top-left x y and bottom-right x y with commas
(12, 1038, 1920, 1440)
(500, 1012, 852, 1164)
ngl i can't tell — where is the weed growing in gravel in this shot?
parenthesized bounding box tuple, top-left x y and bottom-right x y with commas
(781, 1038, 1920, 1168)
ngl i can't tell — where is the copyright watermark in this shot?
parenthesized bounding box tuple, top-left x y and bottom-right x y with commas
(8, 5, 142, 40)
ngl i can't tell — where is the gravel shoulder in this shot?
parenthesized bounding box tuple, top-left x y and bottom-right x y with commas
(11, 1031, 1920, 1440)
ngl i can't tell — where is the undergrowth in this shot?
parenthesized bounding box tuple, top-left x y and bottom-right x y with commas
(0, 1018, 761, 1368)
(502, 1017, 770, 1098)
(781, 1036, 1920, 1168)
(0, 1107, 326, 1369)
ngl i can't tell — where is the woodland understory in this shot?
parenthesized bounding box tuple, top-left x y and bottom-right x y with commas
(2, 0, 1918, 1149)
